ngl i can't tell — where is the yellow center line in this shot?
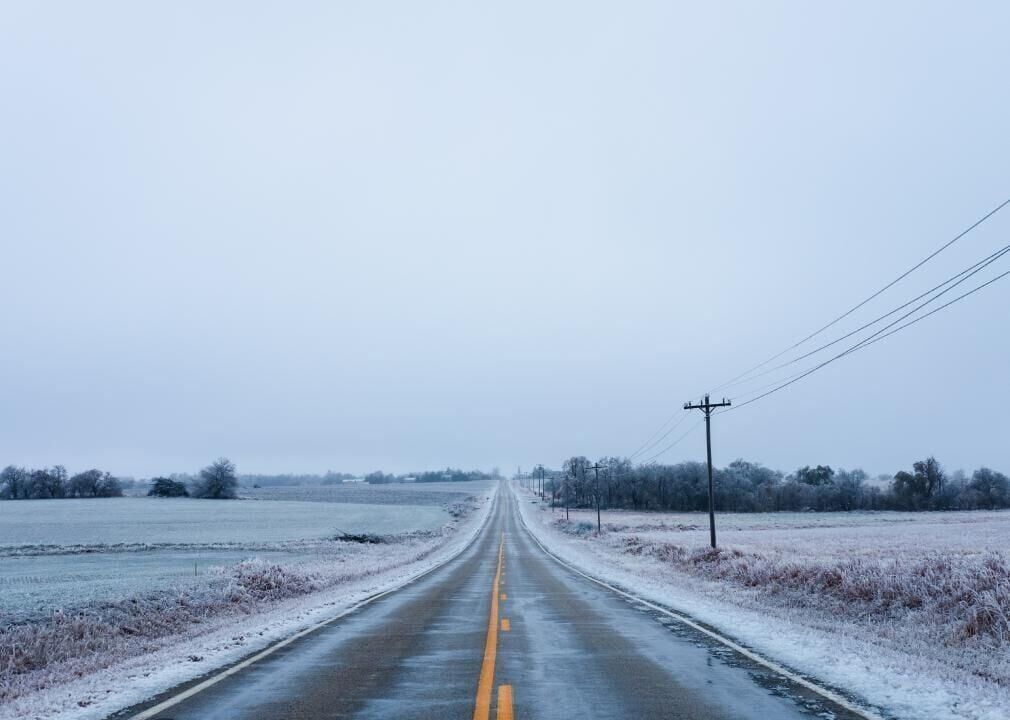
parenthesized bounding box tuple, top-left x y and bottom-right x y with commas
(501, 618, 510, 632)
(496, 684, 514, 720)
(473, 532, 505, 720)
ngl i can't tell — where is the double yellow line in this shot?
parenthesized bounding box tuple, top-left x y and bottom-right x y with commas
(473, 533, 513, 720)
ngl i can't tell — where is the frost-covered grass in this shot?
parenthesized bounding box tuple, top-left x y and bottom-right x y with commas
(0, 548, 311, 621)
(0, 497, 448, 547)
(520, 491, 1010, 720)
(0, 540, 430, 705)
(0, 491, 491, 718)
(0, 497, 453, 621)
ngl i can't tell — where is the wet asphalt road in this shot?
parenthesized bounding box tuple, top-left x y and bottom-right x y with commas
(120, 483, 863, 720)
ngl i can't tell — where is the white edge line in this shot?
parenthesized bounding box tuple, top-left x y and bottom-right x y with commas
(126, 489, 500, 720)
(511, 488, 888, 720)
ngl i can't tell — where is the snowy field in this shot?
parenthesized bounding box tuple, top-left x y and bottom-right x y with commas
(242, 478, 494, 505)
(0, 486, 493, 719)
(1, 497, 449, 546)
(0, 497, 451, 621)
(578, 507, 1010, 554)
(0, 548, 310, 621)
(516, 487, 1010, 720)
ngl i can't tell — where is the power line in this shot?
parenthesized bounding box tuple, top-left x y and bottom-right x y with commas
(629, 410, 692, 460)
(715, 243, 1010, 395)
(628, 197, 1010, 463)
(727, 257, 1010, 412)
(628, 409, 687, 458)
(640, 418, 704, 464)
(722, 365, 812, 403)
(847, 268, 1010, 355)
(707, 196, 1010, 395)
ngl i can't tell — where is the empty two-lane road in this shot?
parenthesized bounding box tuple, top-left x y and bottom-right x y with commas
(117, 483, 865, 720)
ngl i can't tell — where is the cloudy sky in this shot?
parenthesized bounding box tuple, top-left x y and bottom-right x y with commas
(2, 1, 1008, 478)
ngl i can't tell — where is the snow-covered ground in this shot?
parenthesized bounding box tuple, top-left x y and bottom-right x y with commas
(1, 496, 449, 546)
(514, 486, 1010, 720)
(1, 548, 311, 620)
(242, 478, 495, 505)
(0, 487, 495, 720)
(0, 496, 454, 621)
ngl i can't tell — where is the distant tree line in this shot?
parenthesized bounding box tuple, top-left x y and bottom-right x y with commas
(1, 458, 240, 501)
(0, 465, 123, 499)
(365, 467, 502, 484)
(539, 456, 1010, 513)
(240, 471, 355, 487)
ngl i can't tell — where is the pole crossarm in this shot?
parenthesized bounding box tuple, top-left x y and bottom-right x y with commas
(683, 396, 732, 413)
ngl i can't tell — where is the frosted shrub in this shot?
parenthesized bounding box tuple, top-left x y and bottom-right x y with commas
(0, 543, 414, 703)
(608, 532, 1010, 649)
(226, 561, 319, 604)
(555, 519, 598, 537)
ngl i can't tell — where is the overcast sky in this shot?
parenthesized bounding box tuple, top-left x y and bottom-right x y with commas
(2, 2, 1008, 479)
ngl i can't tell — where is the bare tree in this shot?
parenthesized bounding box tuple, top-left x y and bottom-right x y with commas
(0, 466, 28, 499)
(68, 469, 103, 497)
(29, 466, 67, 499)
(192, 458, 238, 499)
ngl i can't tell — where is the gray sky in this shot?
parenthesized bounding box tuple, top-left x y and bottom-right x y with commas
(2, 1, 1008, 479)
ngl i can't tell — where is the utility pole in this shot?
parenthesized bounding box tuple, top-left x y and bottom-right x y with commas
(539, 465, 545, 500)
(588, 462, 603, 533)
(565, 468, 572, 521)
(684, 394, 732, 549)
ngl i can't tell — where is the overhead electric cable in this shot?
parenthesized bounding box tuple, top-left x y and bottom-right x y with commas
(846, 269, 1010, 355)
(726, 255, 1010, 412)
(629, 411, 692, 460)
(640, 418, 704, 464)
(628, 409, 689, 459)
(707, 197, 1010, 395)
(715, 243, 1010, 394)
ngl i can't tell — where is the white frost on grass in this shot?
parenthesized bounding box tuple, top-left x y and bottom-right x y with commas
(0, 497, 449, 547)
(0, 492, 494, 720)
(515, 487, 1010, 720)
(0, 497, 457, 620)
(1, 548, 311, 620)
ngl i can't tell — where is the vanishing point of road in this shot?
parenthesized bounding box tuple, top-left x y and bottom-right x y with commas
(115, 483, 868, 720)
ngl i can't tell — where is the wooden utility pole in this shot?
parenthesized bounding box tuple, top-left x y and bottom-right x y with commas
(565, 467, 572, 521)
(684, 394, 732, 548)
(588, 462, 603, 533)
